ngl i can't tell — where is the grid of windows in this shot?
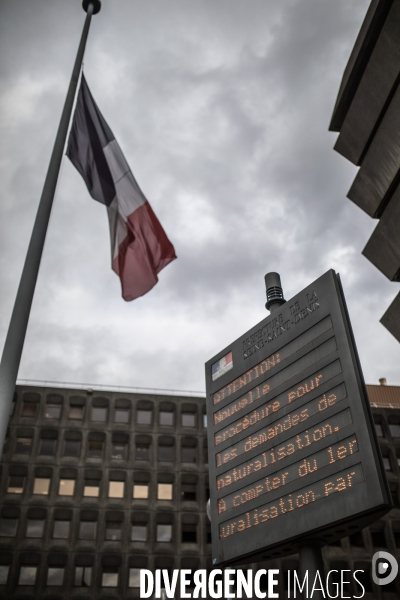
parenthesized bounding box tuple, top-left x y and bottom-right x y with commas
(3, 387, 400, 599)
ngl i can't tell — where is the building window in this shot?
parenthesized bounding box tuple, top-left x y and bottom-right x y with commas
(63, 440, 80, 457)
(389, 423, 400, 438)
(0, 565, 9, 585)
(182, 524, 197, 543)
(182, 446, 196, 463)
(7, 476, 24, 494)
(58, 479, 75, 496)
(87, 441, 103, 459)
(47, 567, 64, 586)
(131, 524, 147, 541)
(15, 437, 32, 454)
(159, 411, 174, 426)
(53, 520, 70, 539)
(26, 519, 45, 538)
(181, 484, 197, 501)
(33, 477, 50, 495)
(136, 443, 150, 460)
(383, 457, 392, 471)
(374, 423, 383, 437)
(158, 445, 174, 462)
(114, 409, 129, 424)
(68, 405, 84, 420)
(111, 443, 127, 460)
(129, 568, 141, 587)
(157, 524, 172, 542)
(18, 566, 37, 585)
(137, 410, 152, 425)
(133, 484, 149, 499)
(108, 481, 124, 498)
(102, 567, 119, 587)
(0, 518, 18, 536)
(75, 566, 92, 587)
(79, 520, 97, 540)
(182, 413, 196, 427)
(39, 439, 56, 456)
(157, 483, 173, 500)
(91, 406, 107, 422)
(105, 522, 122, 541)
(45, 404, 61, 419)
(83, 483, 100, 497)
(21, 403, 38, 418)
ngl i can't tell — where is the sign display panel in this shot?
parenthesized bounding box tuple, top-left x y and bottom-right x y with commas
(205, 270, 392, 566)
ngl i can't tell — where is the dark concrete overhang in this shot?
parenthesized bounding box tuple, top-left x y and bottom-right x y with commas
(380, 292, 400, 341)
(330, 0, 394, 136)
(330, 0, 400, 342)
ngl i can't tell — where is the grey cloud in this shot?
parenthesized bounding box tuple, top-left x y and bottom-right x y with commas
(1, 0, 399, 392)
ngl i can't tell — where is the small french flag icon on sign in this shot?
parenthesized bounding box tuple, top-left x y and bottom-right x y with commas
(212, 352, 233, 381)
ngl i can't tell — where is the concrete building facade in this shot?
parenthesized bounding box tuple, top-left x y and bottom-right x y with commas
(0, 382, 399, 599)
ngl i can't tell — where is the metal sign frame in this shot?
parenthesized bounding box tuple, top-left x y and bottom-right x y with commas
(205, 270, 392, 566)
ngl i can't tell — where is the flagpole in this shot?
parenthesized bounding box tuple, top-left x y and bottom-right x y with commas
(0, 1, 101, 455)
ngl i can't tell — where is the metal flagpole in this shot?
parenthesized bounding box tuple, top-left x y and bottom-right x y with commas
(0, 0, 101, 456)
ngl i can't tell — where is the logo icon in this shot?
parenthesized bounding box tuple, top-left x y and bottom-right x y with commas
(372, 551, 398, 586)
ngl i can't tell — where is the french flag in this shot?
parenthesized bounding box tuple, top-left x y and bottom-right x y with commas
(66, 74, 176, 301)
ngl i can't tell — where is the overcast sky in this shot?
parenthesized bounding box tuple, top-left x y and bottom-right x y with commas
(0, 0, 399, 396)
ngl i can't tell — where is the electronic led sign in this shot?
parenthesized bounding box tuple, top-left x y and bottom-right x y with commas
(205, 270, 392, 566)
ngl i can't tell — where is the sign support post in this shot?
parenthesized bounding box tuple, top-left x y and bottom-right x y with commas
(266, 272, 326, 599)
